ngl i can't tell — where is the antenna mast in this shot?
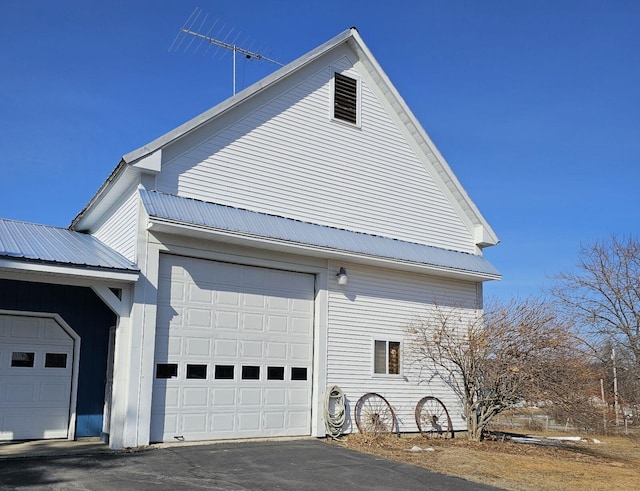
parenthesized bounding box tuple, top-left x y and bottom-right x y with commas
(171, 8, 284, 96)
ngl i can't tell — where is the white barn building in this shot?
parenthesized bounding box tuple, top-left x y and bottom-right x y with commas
(0, 28, 499, 449)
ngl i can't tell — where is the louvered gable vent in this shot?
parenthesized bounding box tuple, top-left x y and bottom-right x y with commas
(333, 73, 358, 124)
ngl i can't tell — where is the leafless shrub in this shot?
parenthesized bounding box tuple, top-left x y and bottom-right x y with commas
(407, 297, 596, 441)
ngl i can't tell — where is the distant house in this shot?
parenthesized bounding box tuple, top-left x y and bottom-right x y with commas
(0, 28, 499, 448)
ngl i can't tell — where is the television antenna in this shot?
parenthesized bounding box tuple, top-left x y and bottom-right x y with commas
(170, 8, 285, 95)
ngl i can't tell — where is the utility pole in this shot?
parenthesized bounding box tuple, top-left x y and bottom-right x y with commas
(612, 348, 621, 425)
(600, 378, 607, 432)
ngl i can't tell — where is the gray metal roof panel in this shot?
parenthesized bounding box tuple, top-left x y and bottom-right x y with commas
(141, 190, 500, 278)
(0, 219, 139, 272)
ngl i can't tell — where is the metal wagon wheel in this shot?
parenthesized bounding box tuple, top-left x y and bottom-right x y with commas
(415, 396, 453, 438)
(354, 392, 396, 435)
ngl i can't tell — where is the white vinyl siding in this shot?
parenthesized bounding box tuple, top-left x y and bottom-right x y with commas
(326, 262, 478, 433)
(156, 51, 474, 254)
(91, 186, 139, 261)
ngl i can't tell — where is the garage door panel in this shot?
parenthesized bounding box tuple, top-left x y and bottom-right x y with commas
(188, 284, 212, 304)
(185, 338, 211, 356)
(243, 293, 266, 308)
(159, 386, 180, 408)
(212, 339, 237, 357)
(238, 388, 261, 405)
(243, 313, 265, 331)
(10, 319, 40, 338)
(5, 382, 36, 402)
(215, 311, 240, 330)
(264, 388, 286, 405)
(183, 387, 208, 407)
(267, 296, 289, 311)
(2, 408, 69, 439)
(290, 343, 312, 360)
(289, 388, 311, 405)
(216, 291, 240, 307)
(291, 317, 313, 334)
(240, 340, 262, 358)
(186, 309, 212, 329)
(40, 382, 71, 403)
(266, 342, 287, 359)
(288, 410, 310, 428)
(151, 255, 314, 442)
(263, 411, 285, 430)
(183, 413, 208, 433)
(238, 413, 260, 431)
(211, 412, 234, 431)
(151, 412, 178, 436)
(267, 316, 288, 332)
(212, 387, 237, 406)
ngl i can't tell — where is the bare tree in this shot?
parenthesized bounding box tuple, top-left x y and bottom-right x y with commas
(407, 297, 593, 440)
(552, 234, 640, 402)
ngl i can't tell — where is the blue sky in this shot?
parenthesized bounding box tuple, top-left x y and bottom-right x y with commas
(1, 1, 639, 300)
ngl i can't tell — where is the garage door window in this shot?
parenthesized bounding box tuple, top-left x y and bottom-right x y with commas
(186, 364, 207, 379)
(215, 365, 234, 380)
(267, 366, 285, 380)
(291, 367, 307, 381)
(156, 363, 178, 379)
(11, 352, 35, 367)
(45, 353, 68, 368)
(242, 366, 260, 380)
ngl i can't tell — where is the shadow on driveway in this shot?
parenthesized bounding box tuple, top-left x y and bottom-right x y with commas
(0, 439, 498, 490)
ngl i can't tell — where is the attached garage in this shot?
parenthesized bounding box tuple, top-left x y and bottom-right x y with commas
(150, 254, 315, 442)
(0, 313, 78, 441)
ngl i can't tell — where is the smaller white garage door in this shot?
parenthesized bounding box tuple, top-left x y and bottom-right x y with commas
(0, 314, 74, 441)
(151, 256, 315, 442)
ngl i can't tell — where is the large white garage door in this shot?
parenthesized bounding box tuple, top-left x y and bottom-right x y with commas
(0, 314, 74, 441)
(151, 255, 315, 442)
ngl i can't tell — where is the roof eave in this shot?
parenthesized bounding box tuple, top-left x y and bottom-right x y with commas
(70, 158, 128, 230)
(146, 217, 501, 283)
(0, 257, 140, 283)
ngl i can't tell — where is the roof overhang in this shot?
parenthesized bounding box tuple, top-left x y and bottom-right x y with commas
(141, 189, 500, 282)
(148, 218, 499, 282)
(0, 258, 139, 285)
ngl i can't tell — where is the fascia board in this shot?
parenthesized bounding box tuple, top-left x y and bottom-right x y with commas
(70, 163, 142, 231)
(147, 218, 501, 283)
(70, 159, 127, 229)
(0, 258, 139, 283)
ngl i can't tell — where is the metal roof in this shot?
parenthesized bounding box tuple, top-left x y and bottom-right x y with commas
(141, 190, 500, 279)
(0, 219, 139, 272)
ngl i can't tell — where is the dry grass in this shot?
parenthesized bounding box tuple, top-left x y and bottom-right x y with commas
(327, 432, 640, 490)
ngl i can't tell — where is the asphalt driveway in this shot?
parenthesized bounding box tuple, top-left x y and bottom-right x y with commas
(0, 439, 497, 490)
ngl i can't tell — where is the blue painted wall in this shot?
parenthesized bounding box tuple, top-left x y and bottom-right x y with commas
(0, 279, 116, 437)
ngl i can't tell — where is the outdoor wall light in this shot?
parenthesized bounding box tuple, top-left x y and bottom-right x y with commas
(336, 267, 348, 286)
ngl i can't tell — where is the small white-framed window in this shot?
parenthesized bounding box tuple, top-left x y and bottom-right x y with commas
(331, 70, 361, 126)
(373, 340, 401, 375)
